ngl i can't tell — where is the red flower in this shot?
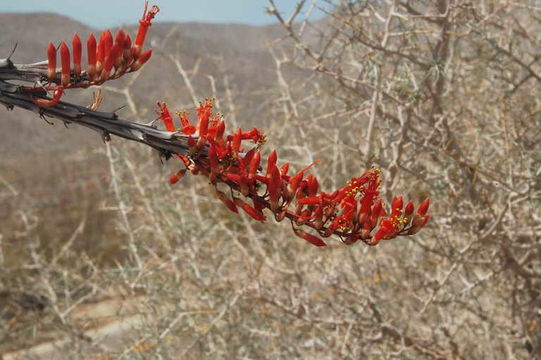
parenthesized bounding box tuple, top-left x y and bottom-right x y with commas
(158, 100, 431, 247)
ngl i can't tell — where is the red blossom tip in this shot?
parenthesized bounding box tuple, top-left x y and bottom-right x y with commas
(248, 151, 261, 180)
(124, 33, 132, 49)
(307, 174, 318, 196)
(103, 44, 122, 76)
(103, 30, 113, 59)
(280, 163, 290, 178)
(134, 2, 160, 55)
(114, 29, 126, 47)
(215, 120, 225, 140)
(72, 33, 82, 75)
(123, 33, 133, 62)
(404, 201, 414, 217)
(130, 49, 152, 71)
(266, 150, 277, 176)
(156, 102, 176, 132)
(177, 111, 195, 135)
(293, 228, 327, 247)
(86, 33, 97, 79)
(391, 196, 403, 217)
(47, 42, 56, 81)
(418, 198, 430, 216)
(169, 169, 186, 184)
(268, 166, 282, 211)
(197, 99, 212, 138)
(60, 42, 71, 86)
(234, 198, 266, 221)
(215, 190, 238, 214)
(96, 33, 105, 74)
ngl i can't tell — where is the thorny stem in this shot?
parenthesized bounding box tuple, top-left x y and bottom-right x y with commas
(0, 77, 196, 160)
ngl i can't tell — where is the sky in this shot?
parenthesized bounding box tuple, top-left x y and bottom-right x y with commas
(0, 0, 327, 29)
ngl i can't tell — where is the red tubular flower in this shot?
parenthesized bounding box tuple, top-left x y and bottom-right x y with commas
(60, 42, 71, 86)
(86, 33, 97, 80)
(72, 34, 82, 76)
(177, 111, 195, 135)
(368, 199, 385, 229)
(232, 128, 242, 153)
(47, 42, 56, 81)
(391, 196, 403, 217)
(114, 30, 126, 50)
(266, 150, 277, 176)
(169, 169, 186, 185)
(287, 161, 319, 199)
(404, 201, 414, 218)
(156, 102, 176, 132)
(268, 166, 282, 211)
(215, 190, 238, 214)
(196, 99, 212, 137)
(293, 228, 327, 247)
(103, 30, 113, 60)
(130, 49, 152, 71)
(306, 175, 318, 196)
(369, 219, 397, 246)
(280, 163, 290, 178)
(102, 44, 121, 79)
(134, 0, 160, 56)
(113, 30, 126, 68)
(234, 198, 266, 221)
(298, 196, 322, 206)
(248, 152, 260, 182)
(407, 199, 430, 235)
(215, 120, 225, 140)
(96, 33, 105, 74)
(123, 34, 133, 62)
(418, 198, 430, 216)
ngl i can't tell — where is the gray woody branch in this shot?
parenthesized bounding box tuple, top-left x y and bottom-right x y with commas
(0, 57, 201, 161)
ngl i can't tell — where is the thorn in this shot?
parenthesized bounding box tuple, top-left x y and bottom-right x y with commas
(158, 151, 172, 164)
(63, 121, 69, 128)
(144, 117, 160, 128)
(0, 43, 18, 68)
(7, 42, 18, 60)
(101, 131, 111, 143)
(39, 111, 54, 125)
(111, 104, 126, 113)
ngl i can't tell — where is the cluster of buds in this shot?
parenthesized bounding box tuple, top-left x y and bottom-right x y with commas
(157, 100, 430, 247)
(32, 1, 159, 107)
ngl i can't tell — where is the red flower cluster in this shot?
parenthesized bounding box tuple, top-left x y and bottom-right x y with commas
(33, 1, 159, 107)
(157, 100, 430, 247)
